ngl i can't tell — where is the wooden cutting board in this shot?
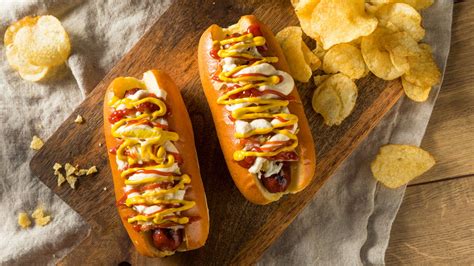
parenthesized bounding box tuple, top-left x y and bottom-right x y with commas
(30, 0, 403, 264)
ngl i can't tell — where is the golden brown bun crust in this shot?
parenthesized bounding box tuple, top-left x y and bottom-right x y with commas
(103, 70, 209, 257)
(198, 15, 316, 205)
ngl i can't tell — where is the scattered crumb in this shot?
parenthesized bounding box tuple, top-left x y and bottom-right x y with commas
(103, 187, 107, 191)
(18, 212, 32, 229)
(74, 115, 84, 124)
(31, 206, 52, 226)
(31, 207, 45, 219)
(75, 169, 88, 176)
(86, 166, 98, 175)
(53, 163, 62, 171)
(57, 172, 66, 186)
(53, 162, 96, 189)
(36, 216, 51, 226)
(66, 175, 77, 189)
(98, 143, 103, 147)
(64, 163, 76, 177)
(30, 136, 44, 150)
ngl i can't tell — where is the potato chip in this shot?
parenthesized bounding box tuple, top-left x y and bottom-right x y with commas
(312, 83, 342, 125)
(313, 74, 330, 86)
(371, 144, 435, 188)
(403, 43, 440, 88)
(4, 16, 39, 46)
(6, 44, 50, 82)
(311, 0, 378, 50)
(376, 3, 425, 42)
(368, 0, 433, 10)
(312, 73, 357, 126)
(276, 26, 313, 82)
(14, 15, 71, 67)
(301, 41, 321, 71)
(313, 43, 326, 59)
(384, 31, 420, 73)
(401, 76, 431, 102)
(361, 27, 404, 80)
(322, 43, 368, 79)
(291, 0, 321, 39)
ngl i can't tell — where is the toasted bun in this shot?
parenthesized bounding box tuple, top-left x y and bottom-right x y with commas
(103, 70, 209, 257)
(198, 15, 316, 205)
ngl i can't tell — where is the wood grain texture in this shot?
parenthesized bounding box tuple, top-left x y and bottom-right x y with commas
(386, 176, 474, 264)
(30, 0, 403, 264)
(412, 0, 474, 185)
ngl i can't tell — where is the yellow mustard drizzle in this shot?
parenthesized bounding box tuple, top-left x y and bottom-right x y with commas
(215, 33, 299, 162)
(109, 89, 195, 228)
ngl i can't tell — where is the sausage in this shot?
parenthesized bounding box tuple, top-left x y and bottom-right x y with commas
(260, 164, 291, 193)
(152, 229, 183, 252)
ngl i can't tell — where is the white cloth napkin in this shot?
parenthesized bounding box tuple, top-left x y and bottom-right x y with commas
(0, 0, 452, 265)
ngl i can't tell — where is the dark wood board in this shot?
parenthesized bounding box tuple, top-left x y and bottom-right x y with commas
(30, 0, 404, 264)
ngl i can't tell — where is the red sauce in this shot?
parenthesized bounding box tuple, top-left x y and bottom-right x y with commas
(210, 48, 220, 59)
(246, 24, 268, 53)
(109, 109, 133, 124)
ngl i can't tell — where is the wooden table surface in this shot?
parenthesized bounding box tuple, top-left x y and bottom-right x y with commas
(386, 1, 474, 264)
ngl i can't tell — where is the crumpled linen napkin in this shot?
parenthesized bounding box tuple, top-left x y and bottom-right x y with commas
(0, 0, 171, 265)
(0, 0, 452, 265)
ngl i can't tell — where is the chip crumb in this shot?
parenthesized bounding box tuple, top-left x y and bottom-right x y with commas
(31, 206, 52, 226)
(86, 166, 98, 175)
(74, 114, 84, 124)
(57, 172, 66, 186)
(18, 212, 32, 229)
(36, 216, 51, 226)
(75, 169, 88, 176)
(53, 163, 62, 171)
(66, 175, 77, 189)
(30, 135, 44, 150)
(103, 187, 107, 191)
(64, 163, 76, 177)
(31, 206, 45, 219)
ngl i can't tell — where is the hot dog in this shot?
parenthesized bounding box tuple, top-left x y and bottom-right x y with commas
(103, 70, 209, 257)
(198, 15, 316, 204)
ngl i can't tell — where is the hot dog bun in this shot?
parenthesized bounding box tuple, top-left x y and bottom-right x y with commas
(198, 15, 316, 205)
(103, 70, 209, 257)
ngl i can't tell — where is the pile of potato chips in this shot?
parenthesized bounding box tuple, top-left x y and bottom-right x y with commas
(4, 15, 71, 82)
(280, 0, 441, 126)
(280, 0, 439, 187)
